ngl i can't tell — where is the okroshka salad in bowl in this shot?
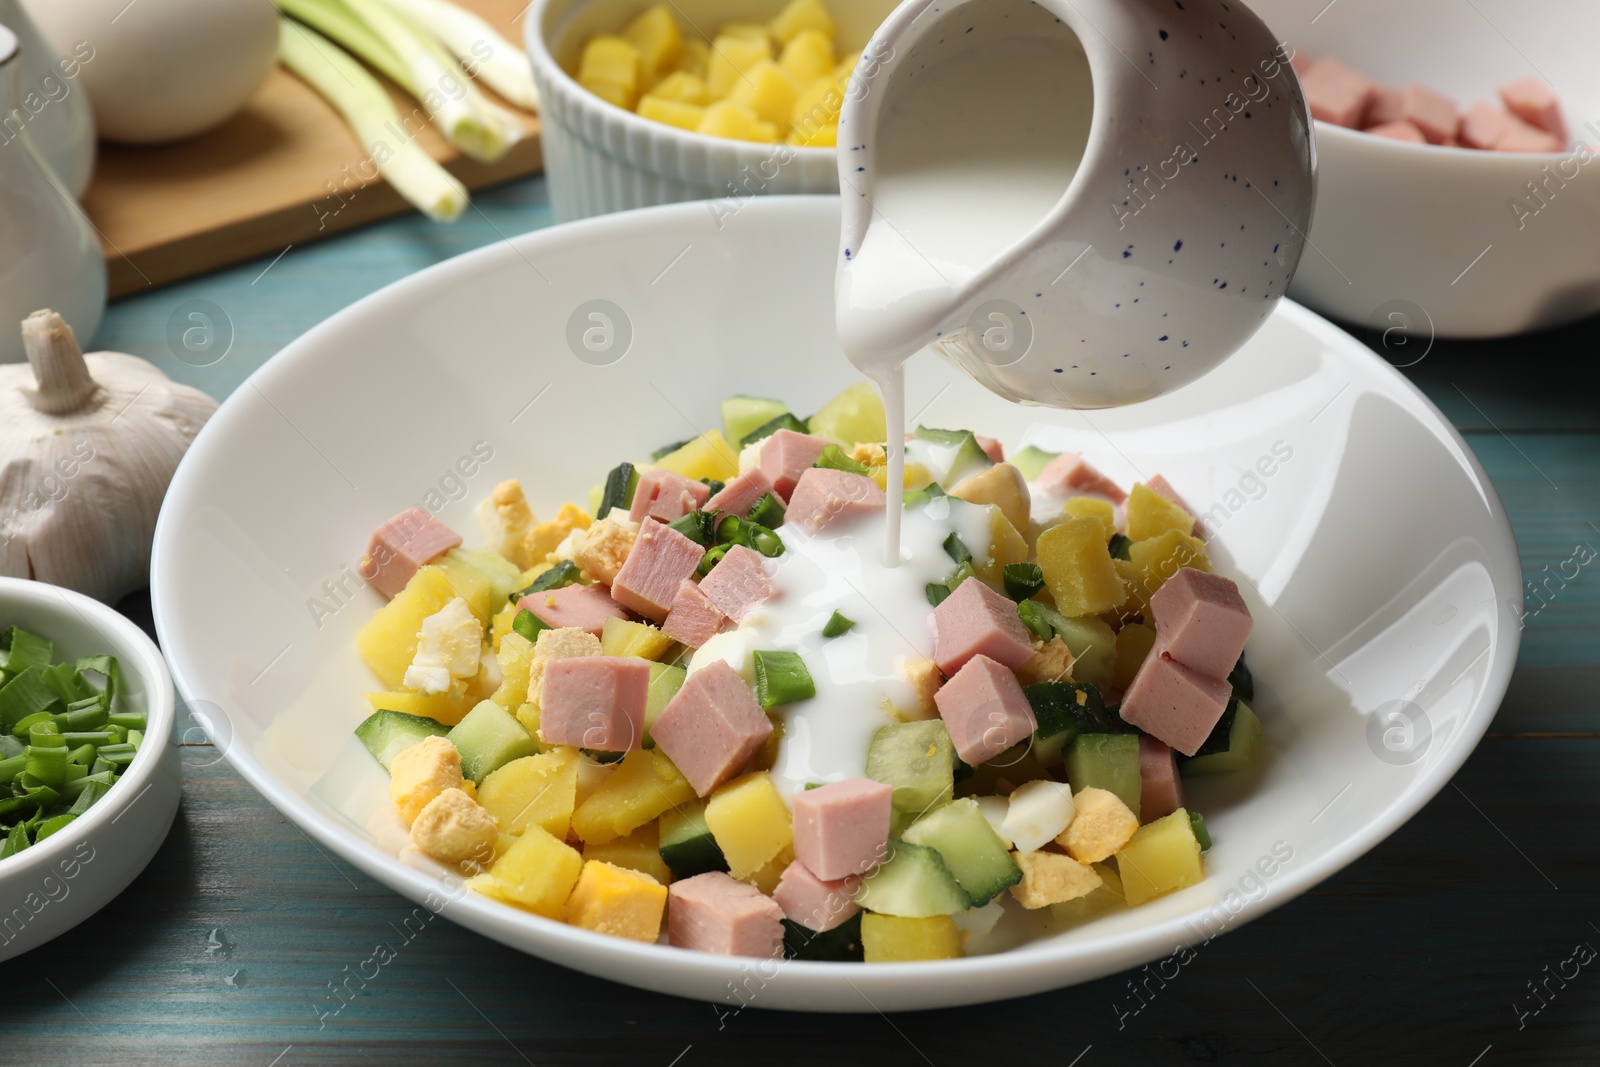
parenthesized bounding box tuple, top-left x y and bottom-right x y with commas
(149, 197, 1519, 1011)
(351, 384, 1258, 962)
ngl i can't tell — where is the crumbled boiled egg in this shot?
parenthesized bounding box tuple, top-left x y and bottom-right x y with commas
(402, 597, 483, 694)
(1001, 779, 1077, 854)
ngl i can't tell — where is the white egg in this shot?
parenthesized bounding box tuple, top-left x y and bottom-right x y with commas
(22, 0, 278, 144)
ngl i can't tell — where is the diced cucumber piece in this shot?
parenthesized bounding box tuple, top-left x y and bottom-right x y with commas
(902, 798, 1021, 906)
(854, 839, 972, 917)
(739, 413, 809, 448)
(1011, 445, 1059, 481)
(721, 395, 789, 446)
(447, 548, 522, 606)
(598, 461, 639, 518)
(909, 426, 992, 486)
(783, 913, 864, 961)
(644, 662, 686, 746)
(446, 701, 537, 784)
(1049, 614, 1118, 692)
(866, 721, 954, 819)
(658, 798, 727, 878)
(1188, 810, 1212, 851)
(808, 381, 886, 448)
(1064, 733, 1141, 814)
(1228, 655, 1254, 702)
(355, 709, 450, 772)
(1179, 700, 1262, 777)
(1108, 533, 1132, 561)
(1023, 681, 1115, 765)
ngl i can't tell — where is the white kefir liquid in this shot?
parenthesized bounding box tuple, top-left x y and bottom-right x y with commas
(836, 0, 1093, 562)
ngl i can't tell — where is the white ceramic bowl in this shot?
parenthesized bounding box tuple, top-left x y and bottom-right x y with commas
(1248, 0, 1600, 337)
(150, 197, 1520, 1012)
(526, 0, 896, 221)
(0, 577, 180, 962)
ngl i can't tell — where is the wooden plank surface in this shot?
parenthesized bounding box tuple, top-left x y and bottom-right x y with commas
(10, 177, 1596, 1064)
(82, 0, 542, 298)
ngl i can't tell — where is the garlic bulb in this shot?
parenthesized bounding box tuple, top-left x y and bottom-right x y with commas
(0, 309, 218, 602)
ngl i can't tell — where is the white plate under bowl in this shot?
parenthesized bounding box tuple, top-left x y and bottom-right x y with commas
(149, 197, 1520, 1012)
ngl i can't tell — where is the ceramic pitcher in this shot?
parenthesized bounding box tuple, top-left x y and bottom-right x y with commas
(836, 0, 1316, 408)
(0, 0, 94, 197)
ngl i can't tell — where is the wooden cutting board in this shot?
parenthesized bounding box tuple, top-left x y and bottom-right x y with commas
(82, 0, 543, 298)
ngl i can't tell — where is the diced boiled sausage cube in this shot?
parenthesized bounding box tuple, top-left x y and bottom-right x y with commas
(1302, 58, 1377, 128)
(784, 468, 886, 535)
(1400, 83, 1459, 144)
(518, 583, 628, 636)
(360, 508, 462, 598)
(1118, 647, 1233, 756)
(974, 435, 1005, 463)
(1364, 84, 1403, 128)
(538, 656, 650, 751)
(792, 777, 892, 881)
(1459, 102, 1511, 149)
(611, 519, 705, 621)
(930, 575, 1034, 675)
(773, 860, 860, 932)
(934, 654, 1038, 766)
(1368, 120, 1426, 143)
(1138, 735, 1185, 823)
(1035, 452, 1126, 503)
(667, 872, 784, 958)
(1149, 567, 1252, 680)
(758, 429, 832, 501)
(629, 469, 710, 524)
(705, 467, 776, 519)
(1496, 114, 1563, 153)
(697, 545, 772, 621)
(1144, 473, 1203, 536)
(1499, 76, 1567, 141)
(649, 660, 773, 796)
(661, 579, 726, 649)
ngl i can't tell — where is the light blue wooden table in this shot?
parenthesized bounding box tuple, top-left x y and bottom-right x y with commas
(8, 175, 1597, 1066)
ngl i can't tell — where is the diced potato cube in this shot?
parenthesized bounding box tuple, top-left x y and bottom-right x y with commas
(477, 748, 579, 838)
(675, 37, 711, 78)
(1126, 529, 1210, 596)
(1049, 863, 1126, 925)
(1063, 497, 1116, 541)
(1009, 849, 1104, 908)
(1116, 809, 1205, 905)
(697, 99, 778, 142)
(779, 29, 835, 86)
(638, 97, 705, 131)
(1127, 483, 1197, 541)
(582, 822, 673, 884)
(1058, 786, 1139, 864)
(719, 22, 772, 43)
(489, 631, 535, 710)
(862, 914, 962, 962)
(600, 617, 674, 660)
(490, 602, 519, 652)
(647, 70, 709, 105)
(622, 3, 682, 82)
(1112, 557, 1154, 622)
(790, 74, 844, 129)
(727, 59, 800, 127)
(363, 688, 471, 727)
(566, 860, 669, 941)
(971, 505, 1029, 588)
(571, 749, 696, 844)
(1037, 518, 1127, 617)
(951, 463, 1031, 535)
(1113, 622, 1157, 690)
(706, 35, 773, 99)
(579, 36, 643, 108)
(741, 844, 794, 894)
(652, 429, 741, 481)
(769, 0, 836, 46)
(357, 566, 458, 690)
(481, 825, 583, 917)
(704, 772, 793, 879)
(434, 552, 501, 623)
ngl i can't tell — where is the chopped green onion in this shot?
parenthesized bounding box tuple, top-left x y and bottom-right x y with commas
(942, 532, 972, 566)
(738, 413, 808, 448)
(66, 743, 97, 766)
(1108, 533, 1132, 561)
(1002, 563, 1045, 601)
(700, 477, 726, 498)
(378, 0, 541, 110)
(597, 461, 639, 519)
(715, 515, 784, 559)
(1016, 599, 1056, 642)
(746, 493, 785, 529)
(945, 561, 975, 591)
(0, 669, 62, 733)
(902, 483, 947, 508)
(34, 813, 75, 841)
(0, 627, 53, 679)
(511, 609, 549, 644)
(276, 17, 468, 221)
(821, 611, 855, 638)
(752, 651, 815, 709)
(667, 510, 718, 546)
(925, 582, 951, 607)
(25, 745, 67, 788)
(510, 560, 583, 600)
(1188, 810, 1211, 851)
(11, 710, 54, 739)
(698, 544, 729, 576)
(108, 709, 146, 731)
(812, 444, 869, 475)
(0, 754, 25, 784)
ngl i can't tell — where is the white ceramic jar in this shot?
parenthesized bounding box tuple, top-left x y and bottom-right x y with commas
(0, 26, 106, 363)
(0, 0, 94, 197)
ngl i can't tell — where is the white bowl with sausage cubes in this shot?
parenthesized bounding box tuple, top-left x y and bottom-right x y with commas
(149, 197, 1520, 1011)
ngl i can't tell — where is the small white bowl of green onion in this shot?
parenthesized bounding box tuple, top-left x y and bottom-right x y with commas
(0, 577, 180, 961)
